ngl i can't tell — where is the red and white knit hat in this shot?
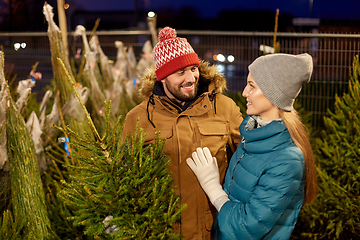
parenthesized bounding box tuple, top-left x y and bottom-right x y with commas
(153, 27, 200, 81)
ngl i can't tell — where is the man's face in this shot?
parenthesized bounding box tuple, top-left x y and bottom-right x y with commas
(161, 65, 200, 105)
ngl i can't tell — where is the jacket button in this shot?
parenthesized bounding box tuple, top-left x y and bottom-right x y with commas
(204, 105, 207, 108)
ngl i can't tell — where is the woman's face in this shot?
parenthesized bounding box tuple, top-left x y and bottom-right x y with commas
(242, 73, 280, 120)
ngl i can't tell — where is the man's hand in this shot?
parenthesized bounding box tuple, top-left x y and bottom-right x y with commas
(186, 147, 229, 211)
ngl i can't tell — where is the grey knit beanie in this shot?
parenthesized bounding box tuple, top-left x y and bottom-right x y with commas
(248, 53, 313, 111)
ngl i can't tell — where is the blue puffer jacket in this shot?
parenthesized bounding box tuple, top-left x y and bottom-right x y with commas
(215, 115, 305, 240)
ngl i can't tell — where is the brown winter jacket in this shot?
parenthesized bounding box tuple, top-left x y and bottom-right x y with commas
(122, 61, 243, 239)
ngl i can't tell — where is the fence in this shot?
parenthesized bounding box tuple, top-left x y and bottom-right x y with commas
(1, 30, 360, 128)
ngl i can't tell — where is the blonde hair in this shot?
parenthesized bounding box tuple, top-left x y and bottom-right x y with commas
(279, 109, 317, 205)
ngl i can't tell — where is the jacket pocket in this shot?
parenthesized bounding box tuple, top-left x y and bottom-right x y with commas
(197, 122, 229, 149)
(198, 122, 228, 136)
(204, 209, 216, 231)
(197, 122, 229, 177)
(143, 127, 173, 145)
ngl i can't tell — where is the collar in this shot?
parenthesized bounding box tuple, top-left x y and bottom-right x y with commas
(240, 115, 292, 154)
(152, 80, 209, 112)
(249, 115, 283, 129)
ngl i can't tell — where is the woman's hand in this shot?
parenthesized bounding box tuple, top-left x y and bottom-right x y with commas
(186, 147, 229, 211)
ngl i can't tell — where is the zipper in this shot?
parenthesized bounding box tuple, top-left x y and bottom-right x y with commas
(159, 97, 183, 113)
(228, 152, 245, 194)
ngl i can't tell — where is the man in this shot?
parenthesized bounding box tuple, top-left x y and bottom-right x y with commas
(122, 26, 243, 239)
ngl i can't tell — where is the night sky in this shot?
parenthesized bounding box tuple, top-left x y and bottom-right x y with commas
(75, 0, 360, 20)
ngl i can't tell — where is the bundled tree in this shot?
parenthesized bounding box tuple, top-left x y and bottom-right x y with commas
(43, 2, 73, 106)
(292, 55, 360, 239)
(1, 2, 158, 237)
(0, 51, 53, 239)
(56, 59, 185, 239)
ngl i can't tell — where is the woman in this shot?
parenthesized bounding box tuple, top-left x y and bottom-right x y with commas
(187, 53, 318, 239)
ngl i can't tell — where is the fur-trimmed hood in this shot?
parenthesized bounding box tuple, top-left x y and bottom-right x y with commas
(138, 60, 228, 98)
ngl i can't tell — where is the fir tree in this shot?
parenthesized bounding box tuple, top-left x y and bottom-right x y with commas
(293, 55, 360, 239)
(0, 51, 53, 239)
(6, 86, 52, 239)
(0, 210, 27, 240)
(43, 2, 73, 106)
(56, 58, 185, 239)
(43, 3, 94, 140)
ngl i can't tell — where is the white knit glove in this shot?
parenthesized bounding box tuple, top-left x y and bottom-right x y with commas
(186, 147, 229, 211)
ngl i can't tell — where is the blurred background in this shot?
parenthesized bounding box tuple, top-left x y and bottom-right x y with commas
(1, 0, 360, 32)
(1, 0, 360, 127)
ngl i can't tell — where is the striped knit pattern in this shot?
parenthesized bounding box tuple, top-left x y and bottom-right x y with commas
(153, 27, 199, 80)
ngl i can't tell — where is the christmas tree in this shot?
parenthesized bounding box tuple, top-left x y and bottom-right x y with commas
(0, 51, 53, 239)
(0, 2, 175, 238)
(56, 59, 185, 239)
(292, 55, 360, 239)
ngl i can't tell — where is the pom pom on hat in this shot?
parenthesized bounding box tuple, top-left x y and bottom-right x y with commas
(248, 53, 313, 111)
(153, 27, 200, 81)
(158, 27, 177, 41)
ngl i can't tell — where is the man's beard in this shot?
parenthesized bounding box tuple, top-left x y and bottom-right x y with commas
(165, 80, 199, 102)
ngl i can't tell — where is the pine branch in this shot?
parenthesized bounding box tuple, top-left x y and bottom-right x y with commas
(57, 57, 101, 141)
(294, 55, 360, 239)
(57, 110, 184, 239)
